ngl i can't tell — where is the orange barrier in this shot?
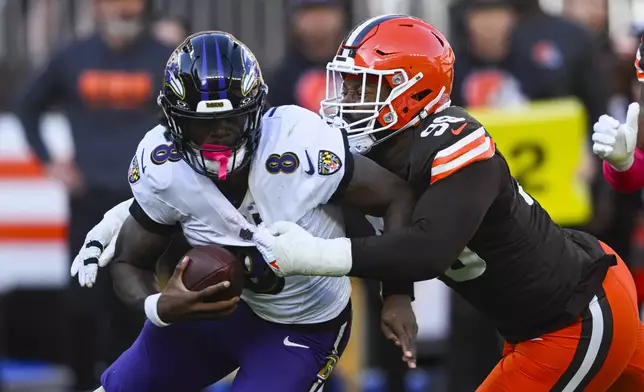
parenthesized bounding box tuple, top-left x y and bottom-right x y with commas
(0, 223, 66, 242)
(0, 157, 66, 242)
(0, 157, 44, 179)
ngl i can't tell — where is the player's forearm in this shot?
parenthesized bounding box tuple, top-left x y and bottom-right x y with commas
(109, 215, 170, 311)
(380, 187, 415, 234)
(110, 262, 159, 311)
(349, 158, 500, 282)
(341, 154, 416, 219)
(374, 168, 417, 297)
(602, 148, 644, 192)
(339, 206, 415, 298)
(379, 192, 417, 298)
(349, 230, 457, 281)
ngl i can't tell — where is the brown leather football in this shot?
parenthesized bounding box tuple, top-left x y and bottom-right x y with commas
(181, 245, 244, 302)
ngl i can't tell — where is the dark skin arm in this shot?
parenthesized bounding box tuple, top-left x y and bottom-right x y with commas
(349, 156, 503, 282)
(334, 152, 418, 366)
(109, 215, 170, 311)
(337, 153, 416, 232)
(110, 209, 239, 323)
(336, 154, 416, 291)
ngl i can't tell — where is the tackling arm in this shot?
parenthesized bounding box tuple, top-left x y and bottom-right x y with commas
(337, 153, 417, 298)
(348, 156, 502, 282)
(338, 153, 416, 232)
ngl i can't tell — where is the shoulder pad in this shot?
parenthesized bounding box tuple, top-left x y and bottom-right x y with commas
(127, 125, 191, 225)
(128, 125, 183, 193)
(260, 105, 347, 160)
(262, 105, 321, 132)
(250, 105, 349, 223)
(414, 106, 496, 184)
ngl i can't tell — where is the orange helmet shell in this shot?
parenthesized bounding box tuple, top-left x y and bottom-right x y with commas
(334, 15, 455, 130)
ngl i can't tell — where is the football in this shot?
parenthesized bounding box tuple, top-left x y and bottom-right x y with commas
(181, 245, 245, 302)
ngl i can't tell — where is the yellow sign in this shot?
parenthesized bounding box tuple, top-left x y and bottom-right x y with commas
(469, 98, 591, 226)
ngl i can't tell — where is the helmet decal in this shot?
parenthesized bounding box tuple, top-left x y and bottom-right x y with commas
(165, 52, 185, 99)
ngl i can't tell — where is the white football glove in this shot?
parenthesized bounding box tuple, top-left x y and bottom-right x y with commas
(592, 102, 640, 171)
(70, 198, 132, 287)
(253, 221, 352, 277)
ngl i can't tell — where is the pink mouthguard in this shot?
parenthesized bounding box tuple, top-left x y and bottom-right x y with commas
(201, 144, 233, 180)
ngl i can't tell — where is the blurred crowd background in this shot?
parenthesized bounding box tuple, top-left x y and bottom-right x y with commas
(1, 0, 644, 391)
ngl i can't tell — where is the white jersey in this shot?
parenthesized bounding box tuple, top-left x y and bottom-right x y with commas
(128, 105, 351, 324)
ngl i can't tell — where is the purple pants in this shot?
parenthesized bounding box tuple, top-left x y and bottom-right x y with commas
(101, 300, 351, 392)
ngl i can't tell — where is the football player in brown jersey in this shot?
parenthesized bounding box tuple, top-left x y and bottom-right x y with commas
(256, 14, 644, 392)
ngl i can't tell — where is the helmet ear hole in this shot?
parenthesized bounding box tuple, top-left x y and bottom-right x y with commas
(412, 89, 432, 101)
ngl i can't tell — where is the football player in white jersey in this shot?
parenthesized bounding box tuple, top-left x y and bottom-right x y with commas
(78, 31, 416, 392)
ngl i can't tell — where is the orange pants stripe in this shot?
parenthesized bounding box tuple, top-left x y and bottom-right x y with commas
(478, 242, 644, 392)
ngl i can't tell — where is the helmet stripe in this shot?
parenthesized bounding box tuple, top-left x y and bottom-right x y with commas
(344, 14, 406, 47)
(198, 35, 229, 100)
(200, 38, 209, 100)
(213, 37, 228, 100)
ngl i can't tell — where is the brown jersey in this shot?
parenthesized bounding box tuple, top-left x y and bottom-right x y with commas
(350, 106, 615, 342)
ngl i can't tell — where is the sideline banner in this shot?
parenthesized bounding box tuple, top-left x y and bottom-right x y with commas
(469, 98, 591, 226)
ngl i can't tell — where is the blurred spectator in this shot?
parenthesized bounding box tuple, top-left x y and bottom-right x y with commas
(563, 0, 639, 122)
(266, 0, 349, 111)
(563, 0, 606, 33)
(562, 0, 642, 260)
(452, 1, 527, 108)
(508, 0, 608, 126)
(151, 14, 191, 47)
(453, 0, 609, 121)
(13, 0, 172, 390)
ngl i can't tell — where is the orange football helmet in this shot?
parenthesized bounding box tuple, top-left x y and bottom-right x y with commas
(320, 15, 455, 153)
